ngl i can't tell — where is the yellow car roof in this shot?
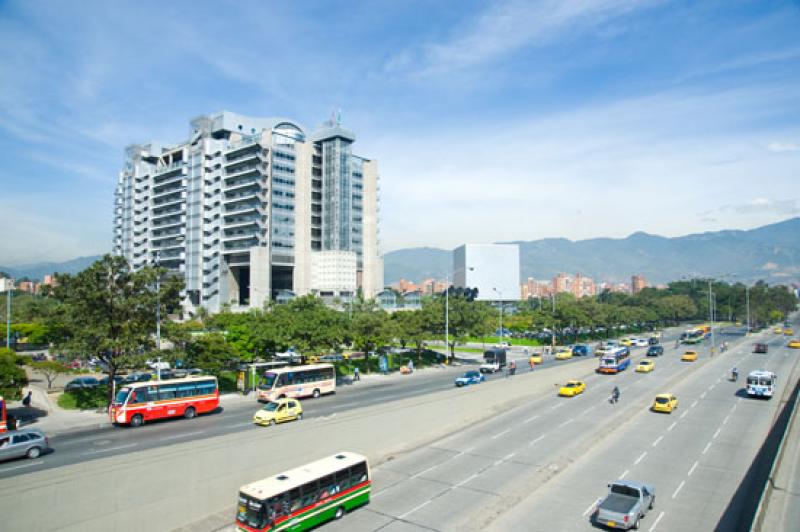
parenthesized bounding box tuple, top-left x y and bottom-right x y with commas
(655, 393, 673, 399)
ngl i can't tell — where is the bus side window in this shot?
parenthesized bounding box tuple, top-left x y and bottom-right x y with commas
(351, 461, 368, 483)
(318, 474, 336, 498)
(335, 468, 350, 490)
(135, 388, 150, 403)
(177, 383, 196, 398)
(300, 481, 318, 507)
(276, 374, 287, 387)
(288, 488, 302, 512)
(159, 386, 177, 400)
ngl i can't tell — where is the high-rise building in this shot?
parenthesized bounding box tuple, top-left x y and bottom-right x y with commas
(631, 275, 647, 294)
(113, 111, 383, 313)
(553, 272, 572, 294)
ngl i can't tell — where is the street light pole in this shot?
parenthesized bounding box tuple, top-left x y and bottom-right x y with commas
(445, 275, 449, 361)
(155, 251, 161, 352)
(492, 288, 503, 342)
(746, 285, 751, 335)
(5, 282, 11, 349)
(708, 279, 716, 354)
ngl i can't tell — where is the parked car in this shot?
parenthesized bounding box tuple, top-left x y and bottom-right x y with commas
(253, 398, 303, 426)
(0, 428, 50, 461)
(646, 345, 664, 357)
(319, 354, 345, 363)
(121, 372, 152, 384)
(455, 371, 485, 387)
(31, 353, 47, 362)
(64, 377, 99, 391)
(98, 375, 125, 387)
(595, 480, 656, 530)
(753, 343, 769, 354)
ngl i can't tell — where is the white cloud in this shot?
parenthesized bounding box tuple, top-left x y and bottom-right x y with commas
(767, 141, 800, 152)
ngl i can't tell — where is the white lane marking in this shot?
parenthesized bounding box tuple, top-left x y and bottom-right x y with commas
(524, 415, 540, 424)
(0, 460, 44, 472)
(620, 469, 630, 479)
(398, 499, 431, 519)
(231, 422, 254, 428)
(491, 429, 511, 440)
(692, 400, 699, 407)
(680, 411, 688, 419)
(159, 430, 204, 442)
(688, 460, 699, 477)
(713, 428, 722, 440)
(82, 443, 136, 455)
(672, 480, 686, 499)
(558, 418, 574, 428)
(411, 447, 474, 478)
(551, 403, 563, 410)
(668, 421, 677, 431)
(504, 452, 516, 461)
(60, 435, 110, 445)
(649, 510, 666, 532)
(582, 498, 601, 517)
(635, 451, 647, 465)
(530, 434, 547, 445)
(731, 403, 738, 412)
(702, 442, 712, 455)
(652, 435, 663, 448)
(456, 473, 478, 487)
(700, 392, 707, 399)
(722, 415, 730, 425)
(709, 383, 716, 391)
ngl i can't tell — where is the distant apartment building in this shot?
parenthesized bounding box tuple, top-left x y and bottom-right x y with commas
(391, 279, 419, 293)
(521, 277, 553, 299)
(552, 272, 572, 294)
(631, 275, 647, 294)
(600, 282, 631, 294)
(18, 281, 37, 294)
(419, 278, 447, 296)
(548, 272, 596, 298)
(453, 244, 521, 301)
(113, 111, 383, 313)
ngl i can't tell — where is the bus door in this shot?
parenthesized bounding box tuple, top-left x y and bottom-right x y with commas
(141, 386, 163, 419)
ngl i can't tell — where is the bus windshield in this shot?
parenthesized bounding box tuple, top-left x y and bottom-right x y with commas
(259, 372, 278, 390)
(237, 494, 268, 529)
(114, 387, 131, 405)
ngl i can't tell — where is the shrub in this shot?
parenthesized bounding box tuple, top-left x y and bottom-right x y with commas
(58, 387, 108, 410)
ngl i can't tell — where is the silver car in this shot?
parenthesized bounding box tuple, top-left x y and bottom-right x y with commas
(0, 428, 50, 461)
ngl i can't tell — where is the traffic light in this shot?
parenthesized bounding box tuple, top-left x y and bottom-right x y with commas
(466, 287, 479, 302)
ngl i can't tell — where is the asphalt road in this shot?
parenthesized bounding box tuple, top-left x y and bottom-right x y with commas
(319, 324, 797, 532)
(0, 341, 592, 479)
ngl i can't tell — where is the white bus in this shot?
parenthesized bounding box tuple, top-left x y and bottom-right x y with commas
(236, 452, 370, 531)
(746, 370, 777, 399)
(257, 363, 336, 402)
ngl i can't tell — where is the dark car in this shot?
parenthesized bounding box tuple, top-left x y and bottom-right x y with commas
(98, 375, 125, 387)
(646, 345, 664, 357)
(648, 337, 660, 346)
(121, 372, 152, 384)
(753, 343, 768, 354)
(572, 344, 593, 357)
(64, 377, 99, 391)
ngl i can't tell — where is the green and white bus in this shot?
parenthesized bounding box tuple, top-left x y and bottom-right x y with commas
(235, 452, 370, 531)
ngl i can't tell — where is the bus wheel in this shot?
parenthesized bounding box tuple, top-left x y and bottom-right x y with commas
(334, 506, 344, 519)
(184, 407, 196, 419)
(313, 389, 321, 398)
(131, 414, 144, 427)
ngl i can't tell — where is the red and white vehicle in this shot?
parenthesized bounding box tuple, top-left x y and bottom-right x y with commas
(109, 376, 219, 427)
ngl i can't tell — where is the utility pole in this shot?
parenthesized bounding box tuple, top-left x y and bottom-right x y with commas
(746, 285, 751, 335)
(445, 276, 449, 362)
(708, 279, 716, 354)
(5, 282, 12, 349)
(155, 251, 161, 352)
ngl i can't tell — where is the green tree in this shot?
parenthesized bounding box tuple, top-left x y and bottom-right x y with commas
(31, 360, 70, 390)
(0, 348, 28, 400)
(186, 333, 239, 374)
(47, 254, 183, 404)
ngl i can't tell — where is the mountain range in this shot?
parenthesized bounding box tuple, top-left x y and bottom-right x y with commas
(383, 217, 800, 286)
(3, 218, 800, 287)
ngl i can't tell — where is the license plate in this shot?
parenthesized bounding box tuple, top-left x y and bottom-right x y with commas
(607, 522, 616, 527)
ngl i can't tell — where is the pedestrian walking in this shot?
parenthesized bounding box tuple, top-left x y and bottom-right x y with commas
(22, 391, 32, 408)
(353, 367, 360, 382)
(408, 359, 414, 373)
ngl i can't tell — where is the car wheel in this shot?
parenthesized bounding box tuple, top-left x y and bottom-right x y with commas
(27, 447, 41, 459)
(313, 389, 321, 398)
(130, 414, 144, 427)
(632, 517, 640, 530)
(334, 506, 345, 519)
(184, 407, 196, 419)
(297, 413, 303, 420)
(649, 496, 655, 510)
(270, 419, 276, 426)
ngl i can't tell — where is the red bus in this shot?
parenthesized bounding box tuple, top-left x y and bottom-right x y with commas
(109, 376, 219, 427)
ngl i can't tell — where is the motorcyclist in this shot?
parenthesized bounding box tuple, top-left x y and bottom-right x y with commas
(731, 366, 739, 381)
(611, 386, 620, 404)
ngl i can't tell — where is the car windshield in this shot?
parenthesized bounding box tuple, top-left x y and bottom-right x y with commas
(655, 397, 669, 404)
(640, 362, 650, 366)
(565, 382, 578, 387)
(114, 387, 131, 405)
(465, 372, 479, 378)
(262, 402, 280, 412)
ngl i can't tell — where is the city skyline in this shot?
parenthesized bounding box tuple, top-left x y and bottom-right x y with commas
(2, 1, 800, 265)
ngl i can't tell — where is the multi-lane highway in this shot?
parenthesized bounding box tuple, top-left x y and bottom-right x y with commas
(0, 341, 583, 478)
(323, 325, 798, 531)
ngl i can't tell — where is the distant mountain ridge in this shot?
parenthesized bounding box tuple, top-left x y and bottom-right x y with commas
(383, 218, 800, 286)
(0, 255, 102, 281)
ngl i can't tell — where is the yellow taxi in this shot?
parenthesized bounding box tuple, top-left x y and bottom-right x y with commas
(788, 339, 800, 349)
(253, 398, 303, 426)
(681, 350, 698, 362)
(529, 353, 543, 365)
(619, 338, 634, 347)
(636, 359, 655, 373)
(651, 393, 678, 413)
(555, 349, 573, 360)
(784, 328, 794, 336)
(774, 326, 783, 334)
(558, 380, 586, 397)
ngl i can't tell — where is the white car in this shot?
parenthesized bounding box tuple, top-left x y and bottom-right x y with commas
(632, 338, 649, 347)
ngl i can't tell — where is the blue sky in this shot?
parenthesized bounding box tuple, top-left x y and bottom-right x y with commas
(1, 0, 799, 265)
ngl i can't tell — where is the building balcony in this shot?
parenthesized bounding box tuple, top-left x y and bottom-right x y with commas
(151, 204, 186, 220)
(223, 189, 266, 204)
(225, 136, 262, 155)
(224, 176, 263, 193)
(224, 149, 264, 167)
(152, 215, 185, 229)
(224, 162, 266, 181)
(223, 230, 261, 242)
(223, 216, 261, 230)
(153, 162, 184, 177)
(224, 202, 265, 215)
(222, 238, 260, 253)
(152, 192, 186, 209)
(152, 183, 185, 200)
